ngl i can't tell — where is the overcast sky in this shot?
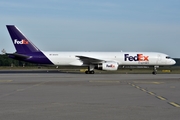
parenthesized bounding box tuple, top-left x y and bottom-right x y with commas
(1, 0, 180, 57)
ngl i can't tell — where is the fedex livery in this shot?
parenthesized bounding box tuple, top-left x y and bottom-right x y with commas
(5, 25, 176, 74)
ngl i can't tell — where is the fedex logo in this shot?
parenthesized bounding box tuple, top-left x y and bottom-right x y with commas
(14, 39, 29, 44)
(124, 54, 149, 61)
(106, 64, 115, 68)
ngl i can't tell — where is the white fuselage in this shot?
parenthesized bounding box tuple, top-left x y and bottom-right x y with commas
(42, 51, 176, 66)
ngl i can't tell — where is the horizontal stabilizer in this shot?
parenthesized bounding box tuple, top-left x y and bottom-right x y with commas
(6, 53, 30, 60)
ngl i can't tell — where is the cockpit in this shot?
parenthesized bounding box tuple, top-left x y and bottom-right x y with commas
(164, 55, 176, 65)
(166, 56, 171, 59)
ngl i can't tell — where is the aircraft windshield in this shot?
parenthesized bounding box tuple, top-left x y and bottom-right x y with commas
(166, 56, 171, 59)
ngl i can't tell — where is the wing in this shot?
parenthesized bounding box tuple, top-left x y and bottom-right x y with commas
(76, 55, 104, 64)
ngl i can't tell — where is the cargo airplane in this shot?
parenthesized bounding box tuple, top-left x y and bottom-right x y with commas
(4, 25, 176, 74)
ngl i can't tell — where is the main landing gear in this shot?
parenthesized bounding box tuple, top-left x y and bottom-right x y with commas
(85, 70, 95, 74)
(85, 65, 95, 74)
(152, 66, 158, 75)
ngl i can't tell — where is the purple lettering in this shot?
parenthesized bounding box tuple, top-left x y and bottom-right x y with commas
(124, 54, 140, 61)
(124, 54, 129, 61)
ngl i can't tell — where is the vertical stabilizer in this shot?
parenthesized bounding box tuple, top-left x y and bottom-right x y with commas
(6, 25, 41, 54)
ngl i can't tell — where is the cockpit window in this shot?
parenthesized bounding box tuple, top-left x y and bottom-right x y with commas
(166, 56, 171, 59)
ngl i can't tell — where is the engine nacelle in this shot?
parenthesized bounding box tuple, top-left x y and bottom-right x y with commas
(95, 62, 119, 71)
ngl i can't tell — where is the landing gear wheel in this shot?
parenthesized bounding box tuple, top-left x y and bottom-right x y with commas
(152, 71, 157, 75)
(90, 71, 95, 74)
(85, 71, 89, 74)
(85, 65, 95, 74)
(85, 70, 95, 74)
(152, 66, 158, 75)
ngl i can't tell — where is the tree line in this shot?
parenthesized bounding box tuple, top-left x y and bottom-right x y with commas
(0, 55, 36, 67)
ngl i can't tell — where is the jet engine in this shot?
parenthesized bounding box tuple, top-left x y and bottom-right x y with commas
(95, 62, 119, 71)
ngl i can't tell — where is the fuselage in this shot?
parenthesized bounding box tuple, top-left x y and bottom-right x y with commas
(39, 51, 175, 66)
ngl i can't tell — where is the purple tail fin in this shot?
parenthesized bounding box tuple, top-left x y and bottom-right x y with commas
(6, 25, 41, 54)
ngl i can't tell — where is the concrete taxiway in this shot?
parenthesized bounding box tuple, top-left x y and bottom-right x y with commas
(0, 73, 180, 120)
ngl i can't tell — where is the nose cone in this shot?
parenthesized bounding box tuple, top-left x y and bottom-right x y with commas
(171, 59, 176, 65)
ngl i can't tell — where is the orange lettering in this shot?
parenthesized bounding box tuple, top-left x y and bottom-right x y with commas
(138, 54, 143, 61)
(144, 56, 149, 61)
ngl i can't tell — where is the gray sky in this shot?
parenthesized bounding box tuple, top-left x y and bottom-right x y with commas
(1, 0, 180, 57)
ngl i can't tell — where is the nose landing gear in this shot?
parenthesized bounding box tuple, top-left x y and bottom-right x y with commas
(152, 66, 159, 75)
(85, 70, 95, 74)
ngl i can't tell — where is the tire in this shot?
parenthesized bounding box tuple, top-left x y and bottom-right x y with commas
(85, 71, 89, 74)
(152, 71, 157, 75)
(90, 71, 95, 74)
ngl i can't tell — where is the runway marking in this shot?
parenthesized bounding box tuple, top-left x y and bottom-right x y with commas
(148, 92, 155, 95)
(156, 96, 167, 101)
(0, 80, 51, 99)
(0, 80, 13, 83)
(133, 81, 164, 84)
(141, 88, 147, 92)
(168, 102, 180, 108)
(127, 82, 180, 108)
(3, 93, 13, 97)
(135, 86, 140, 89)
(89, 80, 120, 83)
